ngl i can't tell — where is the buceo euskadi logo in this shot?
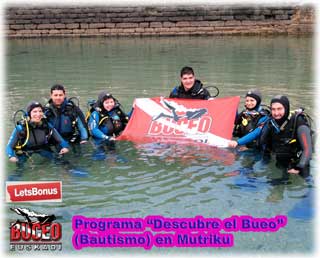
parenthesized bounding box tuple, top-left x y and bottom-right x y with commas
(9, 207, 62, 252)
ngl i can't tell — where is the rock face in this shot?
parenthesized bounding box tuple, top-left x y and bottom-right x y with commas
(5, 5, 314, 38)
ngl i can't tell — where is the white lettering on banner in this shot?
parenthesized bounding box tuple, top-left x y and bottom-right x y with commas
(148, 116, 212, 136)
(135, 98, 230, 148)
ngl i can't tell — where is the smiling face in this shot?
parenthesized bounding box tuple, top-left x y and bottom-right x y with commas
(51, 90, 65, 107)
(245, 96, 258, 110)
(181, 73, 196, 91)
(103, 98, 115, 111)
(271, 102, 285, 120)
(30, 107, 44, 123)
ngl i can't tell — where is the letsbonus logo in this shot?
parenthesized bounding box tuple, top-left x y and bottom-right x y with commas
(9, 207, 62, 252)
(6, 181, 62, 202)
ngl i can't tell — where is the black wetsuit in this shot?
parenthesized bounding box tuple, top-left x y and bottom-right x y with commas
(6, 119, 69, 160)
(233, 108, 269, 138)
(45, 98, 88, 143)
(169, 80, 211, 100)
(260, 114, 313, 176)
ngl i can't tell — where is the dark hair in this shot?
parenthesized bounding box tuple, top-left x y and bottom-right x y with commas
(50, 84, 65, 94)
(180, 66, 194, 77)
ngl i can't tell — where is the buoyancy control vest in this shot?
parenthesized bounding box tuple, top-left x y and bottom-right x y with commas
(15, 118, 52, 152)
(233, 107, 270, 138)
(86, 99, 129, 137)
(269, 110, 312, 162)
(99, 108, 129, 136)
(45, 98, 88, 141)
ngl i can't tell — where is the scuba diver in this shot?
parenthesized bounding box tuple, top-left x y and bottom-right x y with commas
(44, 84, 88, 144)
(87, 91, 130, 143)
(10, 207, 56, 225)
(152, 98, 208, 122)
(229, 89, 270, 148)
(6, 101, 69, 164)
(169, 66, 212, 100)
(259, 95, 313, 176)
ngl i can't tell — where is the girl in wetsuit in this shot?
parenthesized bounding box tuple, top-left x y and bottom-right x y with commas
(6, 101, 69, 164)
(229, 89, 270, 149)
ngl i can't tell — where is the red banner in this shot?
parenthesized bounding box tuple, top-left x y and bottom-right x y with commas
(118, 96, 240, 147)
(6, 181, 62, 202)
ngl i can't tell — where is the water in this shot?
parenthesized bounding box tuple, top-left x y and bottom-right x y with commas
(5, 36, 315, 254)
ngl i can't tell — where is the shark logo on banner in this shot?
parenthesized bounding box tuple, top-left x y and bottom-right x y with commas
(117, 96, 240, 147)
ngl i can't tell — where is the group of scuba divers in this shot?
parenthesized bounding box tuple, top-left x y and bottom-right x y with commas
(6, 66, 314, 177)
